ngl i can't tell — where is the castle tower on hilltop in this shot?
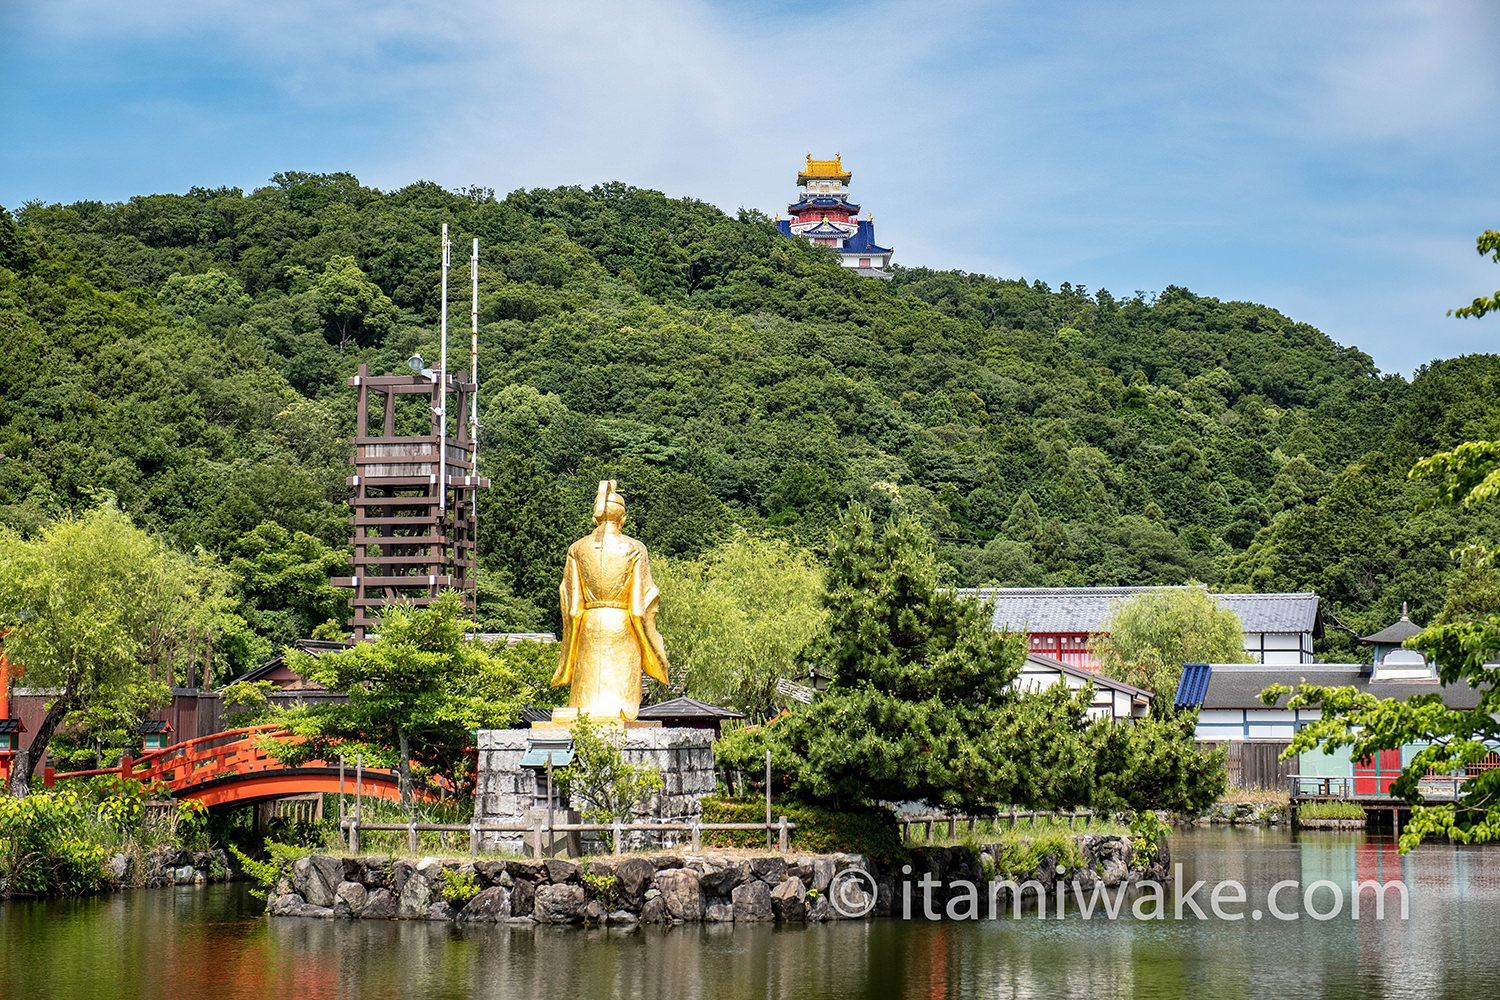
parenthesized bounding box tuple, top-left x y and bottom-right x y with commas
(778, 154, 893, 278)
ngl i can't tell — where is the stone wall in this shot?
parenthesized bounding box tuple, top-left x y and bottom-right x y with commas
(265, 834, 1168, 924)
(268, 851, 876, 924)
(472, 727, 717, 853)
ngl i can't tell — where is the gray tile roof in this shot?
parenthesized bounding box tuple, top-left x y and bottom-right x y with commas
(1022, 653, 1154, 701)
(958, 587, 1320, 636)
(1214, 592, 1321, 633)
(1189, 663, 1484, 711)
(1361, 615, 1425, 644)
(637, 697, 746, 720)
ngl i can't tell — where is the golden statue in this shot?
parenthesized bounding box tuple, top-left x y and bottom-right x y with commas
(548, 480, 669, 723)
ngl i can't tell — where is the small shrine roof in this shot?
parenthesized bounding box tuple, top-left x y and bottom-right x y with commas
(637, 697, 746, 720)
(140, 720, 174, 735)
(789, 198, 859, 214)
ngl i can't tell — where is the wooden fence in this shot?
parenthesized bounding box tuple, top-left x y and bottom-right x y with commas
(338, 817, 797, 859)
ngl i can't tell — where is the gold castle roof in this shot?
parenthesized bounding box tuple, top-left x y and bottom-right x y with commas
(798, 154, 851, 184)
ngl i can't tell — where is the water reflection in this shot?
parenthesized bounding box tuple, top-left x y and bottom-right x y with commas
(2, 829, 1499, 1000)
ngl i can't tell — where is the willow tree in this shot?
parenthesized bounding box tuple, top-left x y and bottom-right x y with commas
(0, 503, 234, 795)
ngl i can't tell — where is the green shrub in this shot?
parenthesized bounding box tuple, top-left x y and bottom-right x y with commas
(0, 789, 107, 896)
(1129, 810, 1170, 868)
(701, 796, 905, 866)
(440, 867, 479, 905)
(229, 839, 312, 899)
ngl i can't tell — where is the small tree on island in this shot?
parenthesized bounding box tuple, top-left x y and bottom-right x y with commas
(264, 591, 562, 807)
(556, 714, 664, 852)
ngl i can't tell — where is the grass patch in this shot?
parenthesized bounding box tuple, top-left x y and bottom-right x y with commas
(902, 813, 1129, 847)
(1297, 801, 1366, 821)
(1216, 788, 1291, 807)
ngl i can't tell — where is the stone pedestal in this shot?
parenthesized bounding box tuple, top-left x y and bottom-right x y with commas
(473, 727, 716, 855)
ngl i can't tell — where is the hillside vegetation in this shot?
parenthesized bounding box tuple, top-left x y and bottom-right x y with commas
(3, 173, 1498, 674)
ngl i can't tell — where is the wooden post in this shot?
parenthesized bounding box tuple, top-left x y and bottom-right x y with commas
(339, 755, 346, 848)
(778, 815, 789, 852)
(924, 818, 933, 840)
(691, 819, 701, 854)
(547, 757, 556, 859)
(903, 818, 911, 846)
(967, 816, 977, 834)
(355, 753, 363, 851)
(533, 819, 543, 859)
(408, 818, 418, 854)
(765, 750, 772, 851)
(947, 816, 956, 838)
(613, 820, 623, 854)
(469, 820, 478, 856)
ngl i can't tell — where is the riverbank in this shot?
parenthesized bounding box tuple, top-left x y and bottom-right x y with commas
(265, 832, 1167, 924)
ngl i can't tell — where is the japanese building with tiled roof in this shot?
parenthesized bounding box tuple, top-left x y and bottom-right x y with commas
(957, 586, 1321, 671)
(777, 155, 893, 277)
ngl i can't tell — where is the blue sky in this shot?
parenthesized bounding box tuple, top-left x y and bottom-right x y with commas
(3, 0, 1498, 377)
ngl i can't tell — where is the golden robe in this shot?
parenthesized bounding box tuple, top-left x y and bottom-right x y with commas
(550, 525, 669, 720)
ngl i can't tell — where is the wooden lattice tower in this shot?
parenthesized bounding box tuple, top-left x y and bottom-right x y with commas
(334, 362, 488, 639)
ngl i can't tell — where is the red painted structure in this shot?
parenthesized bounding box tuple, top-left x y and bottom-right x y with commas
(1353, 749, 1404, 796)
(44, 725, 406, 809)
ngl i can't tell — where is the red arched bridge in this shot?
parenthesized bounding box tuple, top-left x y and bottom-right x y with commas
(49, 725, 406, 809)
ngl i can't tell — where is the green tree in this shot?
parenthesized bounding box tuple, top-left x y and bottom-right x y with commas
(1091, 586, 1250, 708)
(1268, 437, 1500, 849)
(1448, 229, 1500, 319)
(716, 507, 1094, 811)
(269, 592, 559, 806)
(225, 521, 350, 649)
(556, 714, 664, 850)
(653, 531, 826, 719)
(0, 504, 236, 795)
(311, 255, 397, 353)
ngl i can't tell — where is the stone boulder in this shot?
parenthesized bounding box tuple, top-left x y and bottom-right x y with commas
(544, 859, 580, 884)
(269, 892, 306, 916)
(334, 881, 368, 918)
(397, 870, 433, 918)
(361, 888, 398, 919)
(615, 857, 655, 911)
(534, 884, 586, 923)
(697, 860, 747, 898)
(749, 857, 786, 885)
(654, 868, 704, 922)
(770, 876, 807, 922)
(732, 881, 773, 921)
(460, 886, 511, 922)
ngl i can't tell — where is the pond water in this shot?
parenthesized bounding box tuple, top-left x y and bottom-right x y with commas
(2, 827, 1498, 1000)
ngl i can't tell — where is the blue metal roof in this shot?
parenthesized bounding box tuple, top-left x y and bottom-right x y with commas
(839, 220, 890, 255)
(788, 198, 859, 213)
(1174, 663, 1213, 709)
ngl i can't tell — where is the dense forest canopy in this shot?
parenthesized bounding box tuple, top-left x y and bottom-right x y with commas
(2, 172, 1498, 675)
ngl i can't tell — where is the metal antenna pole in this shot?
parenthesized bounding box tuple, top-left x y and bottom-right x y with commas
(439, 224, 450, 527)
(470, 238, 479, 467)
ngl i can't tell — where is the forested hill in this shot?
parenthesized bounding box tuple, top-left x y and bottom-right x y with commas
(3, 172, 1499, 673)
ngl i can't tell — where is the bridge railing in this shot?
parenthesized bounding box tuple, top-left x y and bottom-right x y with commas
(340, 816, 799, 858)
(1288, 773, 1468, 801)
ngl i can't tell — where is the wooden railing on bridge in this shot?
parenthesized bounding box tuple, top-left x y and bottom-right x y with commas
(1288, 773, 1467, 801)
(49, 725, 402, 805)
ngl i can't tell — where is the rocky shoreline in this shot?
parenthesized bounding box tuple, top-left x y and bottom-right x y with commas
(266, 833, 1166, 924)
